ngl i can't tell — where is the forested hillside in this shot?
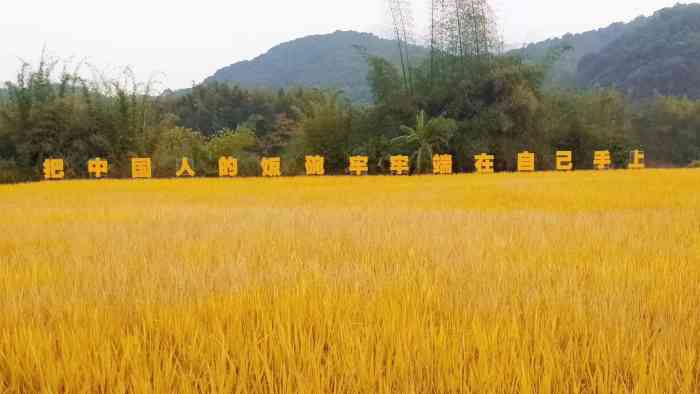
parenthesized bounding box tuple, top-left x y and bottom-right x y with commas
(204, 31, 428, 102)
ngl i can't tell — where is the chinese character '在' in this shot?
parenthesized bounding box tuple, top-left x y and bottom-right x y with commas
(131, 158, 152, 179)
(305, 156, 325, 176)
(474, 153, 494, 174)
(261, 157, 281, 177)
(628, 150, 645, 169)
(593, 151, 611, 170)
(556, 151, 573, 171)
(88, 158, 109, 178)
(390, 155, 410, 175)
(349, 156, 368, 176)
(517, 151, 535, 172)
(43, 159, 64, 180)
(176, 157, 196, 177)
(432, 154, 453, 175)
(218, 157, 238, 177)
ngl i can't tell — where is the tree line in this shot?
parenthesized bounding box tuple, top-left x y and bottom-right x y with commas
(0, 49, 699, 183)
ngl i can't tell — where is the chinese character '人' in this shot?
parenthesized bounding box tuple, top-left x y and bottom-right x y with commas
(176, 157, 196, 177)
(43, 159, 64, 180)
(432, 154, 453, 175)
(131, 158, 152, 179)
(88, 158, 109, 178)
(628, 150, 645, 169)
(593, 151, 612, 170)
(390, 155, 410, 175)
(517, 151, 535, 172)
(261, 157, 281, 177)
(556, 151, 573, 171)
(349, 156, 368, 176)
(305, 156, 325, 176)
(218, 157, 238, 177)
(474, 153, 494, 174)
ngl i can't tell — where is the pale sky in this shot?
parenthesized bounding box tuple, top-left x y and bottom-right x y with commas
(0, 0, 691, 90)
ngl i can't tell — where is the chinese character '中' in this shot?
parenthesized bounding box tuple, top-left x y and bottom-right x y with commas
(176, 157, 196, 177)
(43, 159, 64, 180)
(305, 156, 325, 176)
(131, 158, 152, 179)
(219, 157, 238, 177)
(390, 155, 410, 175)
(628, 150, 645, 169)
(261, 157, 281, 177)
(517, 151, 535, 172)
(593, 151, 611, 170)
(432, 154, 453, 175)
(349, 156, 368, 176)
(88, 158, 109, 178)
(556, 151, 573, 171)
(474, 153, 494, 174)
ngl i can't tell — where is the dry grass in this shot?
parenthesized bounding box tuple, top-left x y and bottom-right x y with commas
(1, 169, 699, 393)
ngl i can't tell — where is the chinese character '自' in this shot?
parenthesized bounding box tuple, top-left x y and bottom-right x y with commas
(517, 151, 535, 172)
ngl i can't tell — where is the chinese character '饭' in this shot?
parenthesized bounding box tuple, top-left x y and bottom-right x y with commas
(432, 154, 453, 175)
(131, 158, 152, 179)
(43, 159, 64, 180)
(349, 156, 368, 176)
(261, 157, 281, 177)
(556, 151, 573, 171)
(305, 156, 325, 176)
(628, 150, 645, 170)
(517, 151, 535, 172)
(88, 158, 109, 178)
(176, 157, 196, 177)
(474, 153, 494, 174)
(219, 157, 238, 177)
(593, 151, 611, 170)
(390, 155, 410, 175)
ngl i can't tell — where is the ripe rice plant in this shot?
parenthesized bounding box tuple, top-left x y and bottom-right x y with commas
(1, 169, 699, 393)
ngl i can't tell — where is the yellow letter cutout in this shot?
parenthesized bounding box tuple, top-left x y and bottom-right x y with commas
(628, 150, 645, 169)
(556, 151, 573, 171)
(593, 151, 611, 170)
(88, 158, 109, 178)
(349, 156, 368, 176)
(305, 156, 325, 176)
(131, 158, 152, 179)
(219, 157, 238, 177)
(517, 151, 535, 172)
(390, 155, 410, 175)
(474, 153, 494, 174)
(261, 157, 281, 177)
(176, 157, 196, 177)
(43, 159, 65, 180)
(432, 154, 453, 175)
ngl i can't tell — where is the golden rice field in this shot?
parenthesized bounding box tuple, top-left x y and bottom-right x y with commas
(1, 169, 700, 393)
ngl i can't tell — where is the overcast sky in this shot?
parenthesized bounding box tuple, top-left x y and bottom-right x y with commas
(0, 0, 691, 90)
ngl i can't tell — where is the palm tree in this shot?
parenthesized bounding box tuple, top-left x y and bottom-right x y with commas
(391, 110, 457, 173)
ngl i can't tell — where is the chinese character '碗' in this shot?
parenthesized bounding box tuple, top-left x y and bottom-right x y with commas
(218, 157, 238, 177)
(517, 151, 535, 172)
(349, 156, 368, 176)
(390, 155, 410, 175)
(474, 153, 494, 174)
(43, 159, 64, 180)
(628, 150, 645, 170)
(261, 157, 281, 177)
(432, 154, 453, 175)
(176, 157, 196, 177)
(305, 156, 325, 176)
(556, 151, 573, 171)
(593, 151, 612, 170)
(88, 158, 108, 178)
(131, 158, 152, 179)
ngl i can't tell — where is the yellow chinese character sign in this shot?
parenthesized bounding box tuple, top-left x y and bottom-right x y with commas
(176, 157, 196, 177)
(218, 157, 238, 177)
(474, 153, 494, 174)
(88, 158, 109, 178)
(390, 155, 410, 175)
(131, 158, 152, 179)
(305, 155, 325, 176)
(628, 150, 645, 169)
(593, 151, 612, 170)
(556, 151, 573, 171)
(261, 157, 281, 177)
(43, 159, 64, 180)
(432, 154, 453, 175)
(349, 156, 368, 176)
(517, 151, 535, 172)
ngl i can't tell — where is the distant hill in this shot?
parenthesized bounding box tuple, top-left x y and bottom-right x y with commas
(518, 3, 700, 99)
(203, 30, 428, 102)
